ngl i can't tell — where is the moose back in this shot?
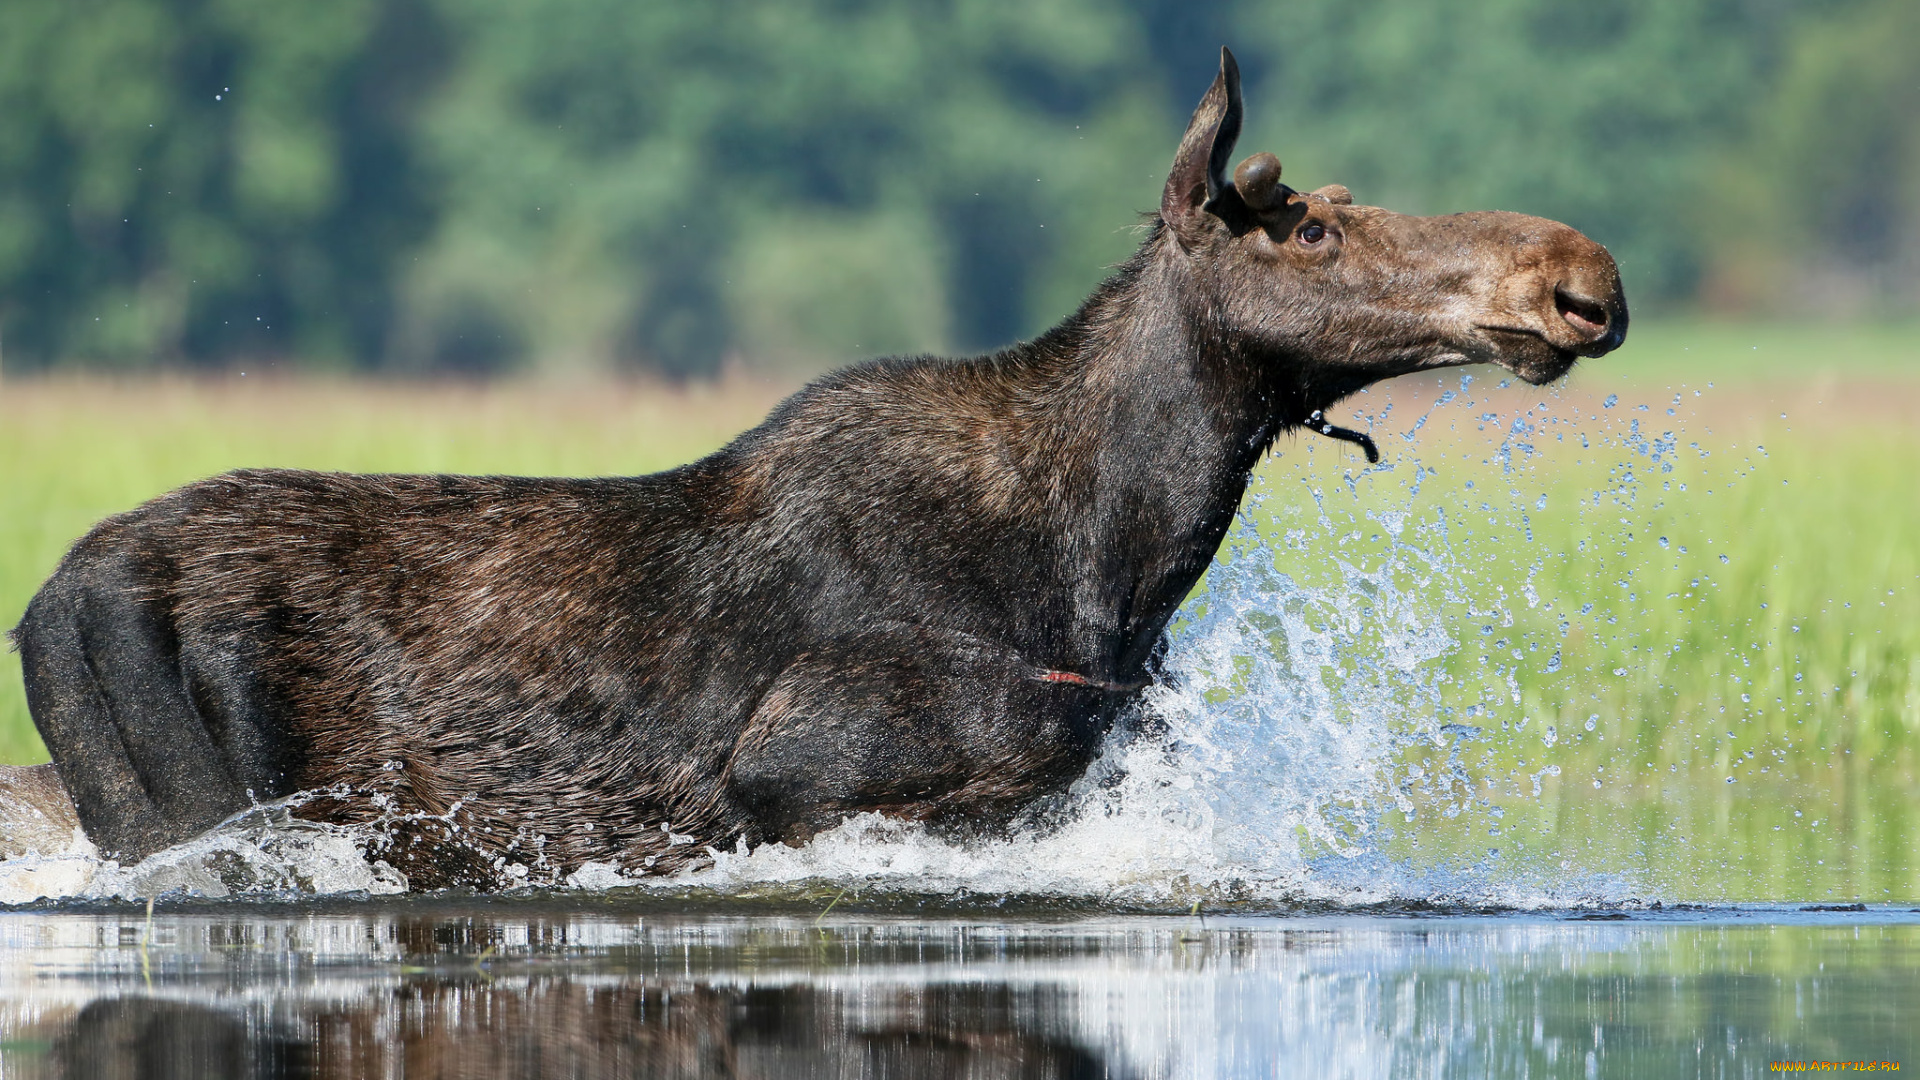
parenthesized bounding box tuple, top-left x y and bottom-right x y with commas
(12, 50, 1626, 888)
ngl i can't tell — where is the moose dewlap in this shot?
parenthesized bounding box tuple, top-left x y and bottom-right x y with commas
(11, 49, 1625, 889)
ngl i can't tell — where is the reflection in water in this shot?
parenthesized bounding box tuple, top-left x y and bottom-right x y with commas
(50, 983, 1104, 1080)
(1, 907, 1916, 1078)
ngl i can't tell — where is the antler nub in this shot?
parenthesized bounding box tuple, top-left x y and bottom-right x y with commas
(1233, 153, 1288, 211)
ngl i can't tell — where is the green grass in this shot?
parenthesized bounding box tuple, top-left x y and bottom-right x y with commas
(2, 321, 1914, 900)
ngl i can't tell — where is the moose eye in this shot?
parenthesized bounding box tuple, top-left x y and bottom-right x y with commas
(1299, 222, 1327, 245)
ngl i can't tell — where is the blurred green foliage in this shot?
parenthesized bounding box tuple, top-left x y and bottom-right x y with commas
(0, 0, 1914, 376)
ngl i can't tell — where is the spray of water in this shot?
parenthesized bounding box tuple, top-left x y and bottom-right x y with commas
(649, 429, 1634, 909)
(1, 378, 1664, 908)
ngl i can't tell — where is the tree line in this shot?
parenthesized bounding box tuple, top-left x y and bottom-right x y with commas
(0, 0, 1912, 376)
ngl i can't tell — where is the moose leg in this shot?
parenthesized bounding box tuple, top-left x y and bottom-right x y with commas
(15, 562, 248, 861)
(724, 637, 1115, 846)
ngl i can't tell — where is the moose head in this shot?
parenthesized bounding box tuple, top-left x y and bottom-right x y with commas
(1160, 49, 1626, 410)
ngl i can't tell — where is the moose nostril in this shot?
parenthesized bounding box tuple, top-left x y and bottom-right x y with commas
(1554, 287, 1609, 338)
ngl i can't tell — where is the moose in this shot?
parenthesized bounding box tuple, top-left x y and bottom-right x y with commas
(10, 50, 1625, 888)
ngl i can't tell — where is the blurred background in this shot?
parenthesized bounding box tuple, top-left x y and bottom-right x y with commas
(0, 0, 1915, 378)
(0, 0, 1915, 902)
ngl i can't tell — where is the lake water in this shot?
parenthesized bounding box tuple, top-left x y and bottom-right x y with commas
(0, 901, 1913, 1078)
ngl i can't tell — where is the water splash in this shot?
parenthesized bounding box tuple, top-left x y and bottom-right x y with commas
(653, 468, 1633, 909)
(3, 495, 1602, 907)
(2, 383, 1666, 909)
(0, 806, 406, 905)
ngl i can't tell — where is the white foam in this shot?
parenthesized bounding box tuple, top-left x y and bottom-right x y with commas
(0, 806, 405, 905)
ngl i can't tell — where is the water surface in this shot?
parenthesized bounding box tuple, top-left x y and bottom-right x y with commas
(0, 901, 1912, 1078)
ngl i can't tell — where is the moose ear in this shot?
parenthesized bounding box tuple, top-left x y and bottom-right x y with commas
(1161, 47, 1248, 242)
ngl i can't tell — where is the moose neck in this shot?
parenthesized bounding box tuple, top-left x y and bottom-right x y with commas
(1017, 229, 1368, 676)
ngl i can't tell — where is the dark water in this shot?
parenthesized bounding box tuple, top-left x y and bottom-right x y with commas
(0, 900, 1913, 1079)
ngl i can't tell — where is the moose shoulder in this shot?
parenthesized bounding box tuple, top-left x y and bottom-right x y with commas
(11, 50, 1625, 889)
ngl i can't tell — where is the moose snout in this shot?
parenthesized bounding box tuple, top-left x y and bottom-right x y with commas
(1455, 215, 1631, 383)
(1421, 211, 1630, 374)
